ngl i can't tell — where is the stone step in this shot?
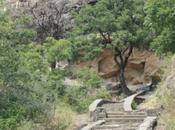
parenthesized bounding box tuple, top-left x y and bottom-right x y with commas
(104, 117, 144, 124)
(93, 128, 137, 130)
(94, 123, 140, 128)
(93, 128, 136, 130)
(107, 112, 146, 116)
(92, 125, 137, 130)
(102, 103, 124, 112)
(103, 121, 141, 126)
(107, 115, 146, 118)
(92, 128, 136, 130)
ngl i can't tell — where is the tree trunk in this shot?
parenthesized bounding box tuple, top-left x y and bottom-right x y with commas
(114, 44, 133, 96)
(119, 67, 132, 95)
(50, 61, 56, 70)
(99, 30, 133, 95)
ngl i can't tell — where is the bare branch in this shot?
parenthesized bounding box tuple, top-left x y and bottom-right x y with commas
(8, 0, 72, 41)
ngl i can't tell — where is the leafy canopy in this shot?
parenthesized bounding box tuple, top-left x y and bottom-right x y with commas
(44, 37, 72, 63)
(70, 0, 148, 60)
(0, 4, 65, 129)
(145, 0, 175, 54)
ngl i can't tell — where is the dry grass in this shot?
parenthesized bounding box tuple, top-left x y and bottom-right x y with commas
(43, 103, 76, 130)
(158, 89, 175, 130)
(143, 56, 175, 130)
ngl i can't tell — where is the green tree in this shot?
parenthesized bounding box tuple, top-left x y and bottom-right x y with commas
(20, 44, 48, 73)
(144, 0, 175, 54)
(44, 37, 72, 69)
(70, 0, 148, 95)
(0, 3, 53, 128)
(0, 1, 74, 129)
(75, 68, 102, 89)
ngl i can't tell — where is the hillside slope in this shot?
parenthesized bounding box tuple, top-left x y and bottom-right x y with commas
(142, 56, 175, 130)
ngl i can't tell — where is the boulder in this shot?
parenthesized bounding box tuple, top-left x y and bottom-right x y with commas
(144, 55, 162, 82)
(63, 78, 82, 86)
(136, 117, 157, 130)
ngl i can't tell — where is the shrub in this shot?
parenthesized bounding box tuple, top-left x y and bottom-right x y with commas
(41, 103, 75, 130)
(159, 89, 175, 130)
(44, 37, 72, 64)
(0, 118, 17, 130)
(0, 102, 26, 130)
(17, 103, 75, 130)
(65, 68, 111, 112)
(75, 68, 102, 89)
(65, 85, 111, 112)
(17, 120, 42, 130)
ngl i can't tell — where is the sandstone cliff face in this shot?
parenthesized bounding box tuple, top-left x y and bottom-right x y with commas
(73, 48, 161, 85)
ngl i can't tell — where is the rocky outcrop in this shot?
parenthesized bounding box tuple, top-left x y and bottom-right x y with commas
(73, 48, 161, 85)
(144, 55, 162, 82)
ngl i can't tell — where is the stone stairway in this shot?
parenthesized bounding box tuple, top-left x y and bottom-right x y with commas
(91, 102, 147, 130)
(80, 92, 157, 130)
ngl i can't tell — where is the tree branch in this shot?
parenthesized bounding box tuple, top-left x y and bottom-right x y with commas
(107, 32, 112, 43)
(123, 43, 133, 67)
(114, 47, 124, 69)
(122, 47, 129, 55)
(99, 30, 108, 43)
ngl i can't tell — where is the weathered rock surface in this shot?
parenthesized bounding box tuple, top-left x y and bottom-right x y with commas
(73, 48, 161, 85)
(80, 120, 105, 130)
(89, 99, 104, 112)
(136, 117, 157, 130)
(144, 55, 161, 82)
(63, 77, 81, 86)
(123, 92, 143, 112)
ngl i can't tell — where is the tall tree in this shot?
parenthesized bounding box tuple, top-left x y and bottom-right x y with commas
(70, 0, 148, 95)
